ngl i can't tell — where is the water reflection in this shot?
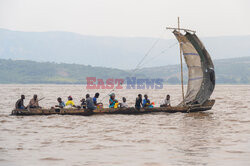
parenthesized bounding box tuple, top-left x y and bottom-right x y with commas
(174, 112, 215, 165)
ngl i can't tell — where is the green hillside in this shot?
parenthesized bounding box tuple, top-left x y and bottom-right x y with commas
(136, 57, 250, 84)
(0, 59, 131, 84)
(0, 57, 250, 84)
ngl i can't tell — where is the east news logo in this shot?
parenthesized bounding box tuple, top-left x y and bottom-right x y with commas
(86, 77, 163, 89)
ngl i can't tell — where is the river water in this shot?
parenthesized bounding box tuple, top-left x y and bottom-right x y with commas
(0, 84, 250, 166)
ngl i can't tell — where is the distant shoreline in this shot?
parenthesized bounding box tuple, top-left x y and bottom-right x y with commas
(0, 56, 250, 84)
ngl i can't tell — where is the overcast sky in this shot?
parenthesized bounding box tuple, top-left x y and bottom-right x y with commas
(0, 0, 249, 38)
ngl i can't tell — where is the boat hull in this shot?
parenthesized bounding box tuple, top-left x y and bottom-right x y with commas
(11, 100, 215, 116)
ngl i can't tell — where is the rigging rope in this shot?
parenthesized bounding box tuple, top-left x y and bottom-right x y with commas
(135, 41, 178, 70)
(99, 30, 175, 103)
(132, 37, 162, 72)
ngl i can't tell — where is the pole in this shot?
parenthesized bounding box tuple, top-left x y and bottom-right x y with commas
(178, 17, 185, 104)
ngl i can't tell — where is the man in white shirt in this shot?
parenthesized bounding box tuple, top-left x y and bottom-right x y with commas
(160, 95, 171, 107)
(120, 97, 128, 108)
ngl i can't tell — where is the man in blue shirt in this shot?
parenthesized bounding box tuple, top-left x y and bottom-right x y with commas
(142, 94, 153, 108)
(55, 97, 65, 108)
(15, 95, 26, 109)
(93, 93, 99, 106)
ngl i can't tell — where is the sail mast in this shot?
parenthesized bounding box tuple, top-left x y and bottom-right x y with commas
(178, 17, 185, 104)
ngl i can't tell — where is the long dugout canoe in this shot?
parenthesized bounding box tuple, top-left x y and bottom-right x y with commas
(11, 100, 215, 116)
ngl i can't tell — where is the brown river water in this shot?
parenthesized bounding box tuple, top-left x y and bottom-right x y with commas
(0, 84, 250, 166)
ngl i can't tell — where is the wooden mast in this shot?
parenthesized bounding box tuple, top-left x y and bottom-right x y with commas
(178, 17, 185, 104)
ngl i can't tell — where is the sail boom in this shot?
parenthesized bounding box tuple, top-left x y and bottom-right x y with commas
(166, 27, 196, 33)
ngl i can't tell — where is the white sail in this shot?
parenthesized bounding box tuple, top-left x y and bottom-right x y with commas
(174, 31, 215, 106)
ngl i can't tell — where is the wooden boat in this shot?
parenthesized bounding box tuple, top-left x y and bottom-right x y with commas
(11, 100, 215, 116)
(11, 18, 216, 116)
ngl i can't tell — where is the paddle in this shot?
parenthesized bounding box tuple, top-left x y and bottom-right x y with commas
(38, 97, 45, 101)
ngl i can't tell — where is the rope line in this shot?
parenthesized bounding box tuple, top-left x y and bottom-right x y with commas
(132, 37, 162, 72)
(99, 30, 174, 102)
(135, 41, 178, 69)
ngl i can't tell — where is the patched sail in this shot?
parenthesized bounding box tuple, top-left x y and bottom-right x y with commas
(174, 31, 215, 106)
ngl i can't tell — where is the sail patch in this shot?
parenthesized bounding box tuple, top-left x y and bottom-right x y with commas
(183, 53, 199, 56)
(189, 77, 203, 81)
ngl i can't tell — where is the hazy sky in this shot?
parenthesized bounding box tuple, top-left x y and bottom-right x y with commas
(0, 0, 249, 38)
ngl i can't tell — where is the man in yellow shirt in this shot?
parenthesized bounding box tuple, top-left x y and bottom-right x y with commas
(66, 96, 76, 107)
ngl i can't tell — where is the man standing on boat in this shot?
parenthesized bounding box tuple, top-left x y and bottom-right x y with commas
(15, 95, 26, 109)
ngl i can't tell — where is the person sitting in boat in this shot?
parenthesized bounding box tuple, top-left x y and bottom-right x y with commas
(93, 92, 103, 106)
(142, 94, 153, 108)
(15, 95, 26, 109)
(65, 96, 76, 107)
(93, 93, 99, 105)
(160, 94, 171, 107)
(109, 93, 118, 108)
(135, 94, 142, 110)
(80, 98, 87, 109)
(86, 94, 96, 110)
(55, 97, 65, 108)
(28, 94, 41, 108)
(120, 97, 128, 108)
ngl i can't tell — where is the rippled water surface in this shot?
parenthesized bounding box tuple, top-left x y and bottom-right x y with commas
(0, 84, 250, 166)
